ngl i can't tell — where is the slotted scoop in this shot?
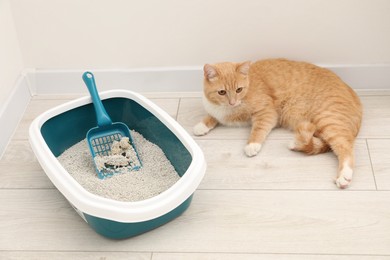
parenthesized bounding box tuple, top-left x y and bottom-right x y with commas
(82, 71, 141, 179)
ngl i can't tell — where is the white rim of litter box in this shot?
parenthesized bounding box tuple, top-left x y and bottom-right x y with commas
(29, 90, 206, 223)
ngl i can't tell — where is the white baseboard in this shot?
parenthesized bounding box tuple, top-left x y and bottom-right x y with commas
(25, 64, 390, 95)
(1, 64, 390, 158)
(27, 67, 204, 95)
(326, 64, 390, 90)
(0, 75, 31, 158)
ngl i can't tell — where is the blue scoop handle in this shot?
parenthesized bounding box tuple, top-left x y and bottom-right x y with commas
(82, 72, 112, 127)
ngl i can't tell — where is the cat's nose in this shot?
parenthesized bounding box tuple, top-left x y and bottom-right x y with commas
(229, 99, 239, 106)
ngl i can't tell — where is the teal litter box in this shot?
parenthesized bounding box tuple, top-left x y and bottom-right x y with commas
(29, 90, 206, 239)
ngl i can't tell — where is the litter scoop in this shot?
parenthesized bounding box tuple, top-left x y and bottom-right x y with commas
(82, 71, 141, 179)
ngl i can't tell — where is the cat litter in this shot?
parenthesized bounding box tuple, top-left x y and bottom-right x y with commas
(58, 131, 180, 202)
(93, 137, 141, 175)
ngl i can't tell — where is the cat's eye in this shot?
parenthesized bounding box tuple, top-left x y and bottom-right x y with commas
(236, 87, 243, 93)
(218, 90, 227, 95)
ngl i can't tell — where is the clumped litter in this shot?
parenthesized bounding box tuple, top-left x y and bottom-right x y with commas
(94, 137, 141, 174)
(57, 131, 181, 202)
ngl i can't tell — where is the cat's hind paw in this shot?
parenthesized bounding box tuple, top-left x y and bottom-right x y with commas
(193, 122, 211, 136)
(335, 164, 353, 189)
(288, 140, 298, 151)
(335, 175, 352, 189)
(244, 143, 262, 157)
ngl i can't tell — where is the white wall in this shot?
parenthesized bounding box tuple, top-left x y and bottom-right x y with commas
(9, 0, 390, 70)
(0, 0, 24, 106)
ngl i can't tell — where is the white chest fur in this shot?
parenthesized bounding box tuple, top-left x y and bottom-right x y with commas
(202, 95, 251, 127)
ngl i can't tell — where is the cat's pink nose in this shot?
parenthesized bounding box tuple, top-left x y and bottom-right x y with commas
(229, 100, 240, 106)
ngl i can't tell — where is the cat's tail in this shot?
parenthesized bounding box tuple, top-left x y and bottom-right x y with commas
(289, 121, 330, 155)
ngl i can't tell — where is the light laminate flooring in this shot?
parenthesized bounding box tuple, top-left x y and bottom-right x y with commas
(1, 91, 390, 259)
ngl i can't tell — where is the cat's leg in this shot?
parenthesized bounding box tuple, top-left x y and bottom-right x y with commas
(332, 141, 355, 189)
(289, 121, 330, 155)
(193, 115, 219, 136)
(244, 110, 278, 157)
(319, 127, 356, 189)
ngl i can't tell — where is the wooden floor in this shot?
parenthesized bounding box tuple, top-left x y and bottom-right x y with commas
(1, 91, 390, 259)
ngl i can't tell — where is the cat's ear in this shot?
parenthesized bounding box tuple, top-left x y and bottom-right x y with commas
(237, 61, 251, 76)
(204, 64, 218, 81)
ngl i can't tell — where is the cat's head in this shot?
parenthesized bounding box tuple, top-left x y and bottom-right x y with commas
(203, 61, 251, 107)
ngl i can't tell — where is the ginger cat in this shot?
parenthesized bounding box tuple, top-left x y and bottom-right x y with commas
(194, 58, 362, 189)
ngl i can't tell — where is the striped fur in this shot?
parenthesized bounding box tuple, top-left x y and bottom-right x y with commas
(194, 58, 363, 189)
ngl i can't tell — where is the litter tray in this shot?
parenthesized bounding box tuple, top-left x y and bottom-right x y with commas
(29, 90, 206, 239)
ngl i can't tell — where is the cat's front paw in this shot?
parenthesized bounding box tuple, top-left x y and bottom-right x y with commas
(193, 122, 211, 136)
(244, 143, 262, 157)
